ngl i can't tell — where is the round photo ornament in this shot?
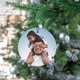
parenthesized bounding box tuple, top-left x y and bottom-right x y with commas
(18, 28, 57, 66)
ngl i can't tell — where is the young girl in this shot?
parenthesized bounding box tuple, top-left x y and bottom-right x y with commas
(26, 31, 49, 65)
(27, 31, 48, 49)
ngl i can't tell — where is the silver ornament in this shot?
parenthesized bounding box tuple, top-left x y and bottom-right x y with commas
(21, 61, 25, 65)
(69, 39, 80, 49)
(74, 49, 80, 54)
(67, 74, 77, 80)
(74, 0, 79, 2)
(11, 55, 17, 59)
(30, 0, 40, 4)
(59, 33, 65, 40)
(54, 61, 63, 71)
(76, 74, 80, 80)
(17, 58, 25, 65)
(57, 72, 67, 80)
(46, 67, 54, 79)
(30, 73, 37, 80)
(66, 50, 72, 58)
(9, 66, 17, 74)
(47, 67, 54, 76)
(71, 54, 78, 62)
(39, 67, 46, 74)
(64, 35, 70, 43)
(17, 58, 23, 63)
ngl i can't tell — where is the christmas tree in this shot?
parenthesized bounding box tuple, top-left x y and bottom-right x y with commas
(3, 0, 80, 80)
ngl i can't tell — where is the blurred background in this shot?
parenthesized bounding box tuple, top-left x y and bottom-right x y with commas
(0, 0, 28, 80)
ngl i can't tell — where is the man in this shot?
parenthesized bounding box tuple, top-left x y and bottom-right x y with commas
(26, 40, 50, 66)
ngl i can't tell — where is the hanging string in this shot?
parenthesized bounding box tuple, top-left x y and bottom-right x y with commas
(37, 27, 39, 33)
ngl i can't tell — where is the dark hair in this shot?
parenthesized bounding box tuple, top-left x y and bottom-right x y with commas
(27, 31, 36, 37)
(27, 31, 44, 47)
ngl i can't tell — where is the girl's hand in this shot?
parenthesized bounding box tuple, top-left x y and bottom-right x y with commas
(40, 43, 48, 49)
(31, 44, 37, 50)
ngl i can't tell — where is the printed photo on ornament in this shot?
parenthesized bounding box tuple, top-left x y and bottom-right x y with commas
(18, 28, 57, 66)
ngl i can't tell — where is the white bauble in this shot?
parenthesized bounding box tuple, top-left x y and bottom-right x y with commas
(64, 35, 70, 43)
(59, 33, 65, 40)
(9, 66, 17, 74)
(38, 24, 43, 28)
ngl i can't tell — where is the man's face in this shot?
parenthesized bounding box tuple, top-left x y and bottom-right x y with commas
(33, 42, 43, 54)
